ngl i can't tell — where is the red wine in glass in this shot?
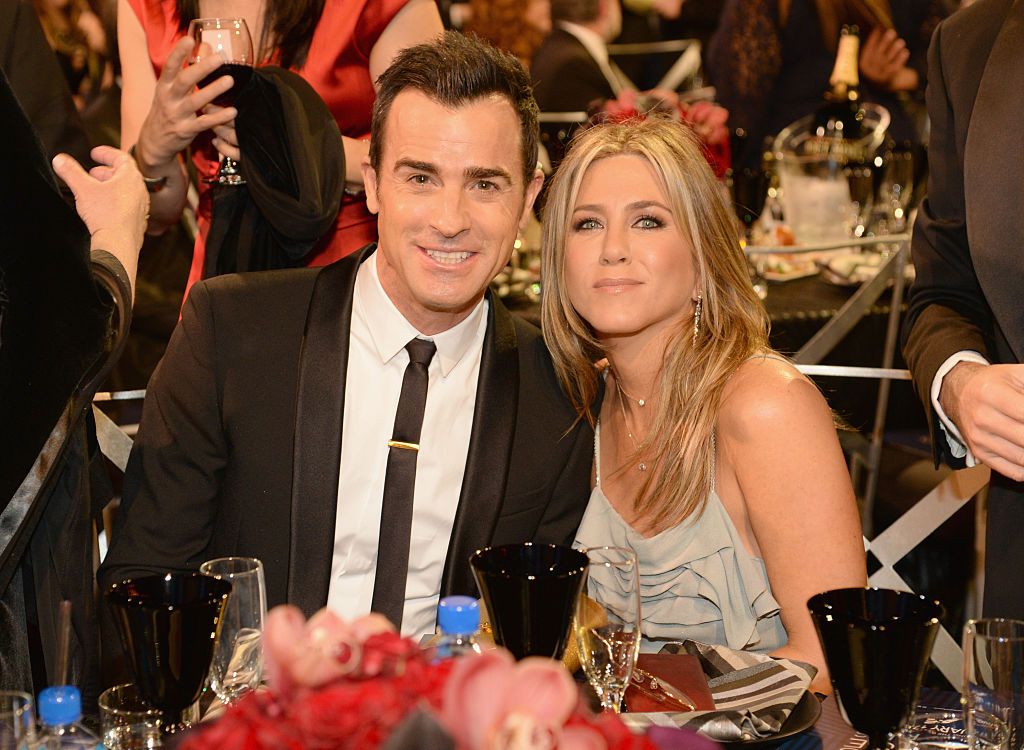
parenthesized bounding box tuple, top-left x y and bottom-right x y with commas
(197, 63, 254, 107)
(188, 17, 253, 185)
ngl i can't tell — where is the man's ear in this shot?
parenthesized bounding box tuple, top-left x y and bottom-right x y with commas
(361, 158, 380, 215)
(519, 166, 545, 231)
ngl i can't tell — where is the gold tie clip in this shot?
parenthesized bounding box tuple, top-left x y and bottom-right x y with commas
(387, 440, 420, 451)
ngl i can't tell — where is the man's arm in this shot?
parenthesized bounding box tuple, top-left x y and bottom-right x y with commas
(903, 18, 1024, 480)
(98, 282, 229, 590)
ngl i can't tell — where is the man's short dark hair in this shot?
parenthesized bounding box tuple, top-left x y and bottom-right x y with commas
(369, 31, 539, 186)
(549, 0, 601, 24)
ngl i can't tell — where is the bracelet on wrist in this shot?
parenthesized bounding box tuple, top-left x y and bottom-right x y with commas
(128, 143, 168, 194)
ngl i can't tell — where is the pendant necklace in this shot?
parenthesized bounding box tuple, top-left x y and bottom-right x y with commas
(614, 378, 649, 472)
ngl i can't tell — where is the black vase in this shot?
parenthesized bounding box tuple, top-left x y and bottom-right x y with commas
(808, 587, 944, 750)
(471, 543, 588, 660)
(106, 573, 232, 734)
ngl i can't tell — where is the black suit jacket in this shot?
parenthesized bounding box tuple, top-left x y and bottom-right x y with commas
(531, 27, 615, 114)
(902, 0, 1024, 617)
(98, 248, 593, 618)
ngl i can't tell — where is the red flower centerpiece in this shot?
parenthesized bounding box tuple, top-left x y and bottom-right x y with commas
(175, 605, 673, 750)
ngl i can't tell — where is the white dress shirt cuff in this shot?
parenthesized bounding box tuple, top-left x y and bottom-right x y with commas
(930, 351, 989, 466)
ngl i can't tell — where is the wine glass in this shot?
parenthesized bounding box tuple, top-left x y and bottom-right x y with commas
(574, 546, 641, 714)
(727, 166, 770, 300)
(470, 543, 588, 660)
(963, 619, 1024, 750)
(199, 557, 267, 704)
(808, 588, 943, 750)
(0, 691, 35, 750)
(188, 17, 254, 186)
(874, 143, 914, 234)
(842, 159, 876, 238)
(106, 573, 232, 735)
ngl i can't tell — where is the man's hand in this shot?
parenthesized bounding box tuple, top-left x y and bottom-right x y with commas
(859, 28, 917, 92)
(940, 361, 1024, 481)
(52, 145, 149, 297)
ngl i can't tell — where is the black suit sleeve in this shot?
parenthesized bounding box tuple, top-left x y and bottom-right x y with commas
(529, 414, 594, 546)
(902, 20, 991, 469)
(99, 282, 229, 591)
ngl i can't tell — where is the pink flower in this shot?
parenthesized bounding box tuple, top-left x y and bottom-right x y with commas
(264, 606, 398, 691)
(441, 650, 605, 750)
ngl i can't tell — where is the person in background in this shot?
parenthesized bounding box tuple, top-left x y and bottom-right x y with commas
(706, 0, 948, 168)
(902, 0, 1024, 619)
(32, 0, 113, 110)
(531, 0, 623, 114)
(464, 0, 550, 70)
(541, 117, 866, 693)
(120, 0, 444, 297)
(99, 33, 593, 654)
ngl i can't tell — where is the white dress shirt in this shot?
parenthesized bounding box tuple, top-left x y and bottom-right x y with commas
(931, 350, 990, 466)
(326, 252, 487, 637)
(558, 21, 623, 96)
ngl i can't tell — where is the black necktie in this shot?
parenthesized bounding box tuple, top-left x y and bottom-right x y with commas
(370, 337, 437, 629)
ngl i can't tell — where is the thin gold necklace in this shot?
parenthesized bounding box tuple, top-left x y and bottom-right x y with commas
(614, 379, 647, 472)
(611, 369, 649, 408)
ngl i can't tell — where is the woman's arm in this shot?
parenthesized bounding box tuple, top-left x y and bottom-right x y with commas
(338, 0, 443, 189)
(717, 357, 866, 694)
(118, 0, 236, 232)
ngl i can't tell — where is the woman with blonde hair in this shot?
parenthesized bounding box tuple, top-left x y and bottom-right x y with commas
(541, 117, 865, 691)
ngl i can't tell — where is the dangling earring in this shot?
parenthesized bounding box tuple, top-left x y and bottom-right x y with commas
(692, 294, 703, 347)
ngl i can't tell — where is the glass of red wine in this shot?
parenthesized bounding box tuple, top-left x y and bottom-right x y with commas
(808, 588, 944, 750)
(188, 17, 254, 186)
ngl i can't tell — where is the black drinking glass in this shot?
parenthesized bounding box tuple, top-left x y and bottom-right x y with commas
(106, 573, 232, 735)
(808, 588, 944, 750)
(728, 166, 770, 239)
(471, 543, 588, 660)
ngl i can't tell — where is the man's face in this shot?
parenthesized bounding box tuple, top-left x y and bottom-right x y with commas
(363, 90, 544, 335)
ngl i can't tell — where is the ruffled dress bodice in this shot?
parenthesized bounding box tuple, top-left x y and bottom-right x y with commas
(574, 423, 788, 654)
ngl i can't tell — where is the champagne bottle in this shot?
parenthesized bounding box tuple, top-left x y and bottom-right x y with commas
(811, 25, 866, 146)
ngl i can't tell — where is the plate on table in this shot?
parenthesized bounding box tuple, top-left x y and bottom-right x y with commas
(723, 691, 822, 748)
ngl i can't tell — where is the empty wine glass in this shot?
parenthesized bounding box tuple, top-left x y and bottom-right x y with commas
(188, 17, 254, 186)
(574, 546, 641, 714)
(199, 557, 267, 704)
(0, 691, 35, 750)
(727, 166, 770, 301)
(874, 143, 914, 234)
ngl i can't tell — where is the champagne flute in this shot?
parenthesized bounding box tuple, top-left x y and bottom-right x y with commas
(874, 143, 914, 234)
(727, 166, 770, 300)
(188, 17, 254, 186)
(0, 691, 35, 750)
(574, 546, 641, 714)
(199, 557, 267, 704)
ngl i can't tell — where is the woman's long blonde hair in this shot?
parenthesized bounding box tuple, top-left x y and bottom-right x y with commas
(541, 118, 772, 530)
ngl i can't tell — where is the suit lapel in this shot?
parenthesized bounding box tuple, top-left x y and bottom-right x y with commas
(964, 0, 1024, 362)
(286, 248, 372, 616)
(439, 297, 519, 598)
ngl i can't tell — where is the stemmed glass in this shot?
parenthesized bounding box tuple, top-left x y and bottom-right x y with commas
(727, 166, 770, 300)
(106, 573, 232, 736)
(574, 546, 641, 714)
(842, 160, 876, 238)
(199, 557, 267, 704)
(874, 144, 914, 234)
(808, 588, 943, 750)
(963, 618, 1024, 750)
(0, 691, 35, 750)
(188, 17, 254, 186)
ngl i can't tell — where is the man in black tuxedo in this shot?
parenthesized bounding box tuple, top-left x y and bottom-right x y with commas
(531, 0, 624, 113)
(902, 0, 1024, 618)
(99, 32, 594, 638)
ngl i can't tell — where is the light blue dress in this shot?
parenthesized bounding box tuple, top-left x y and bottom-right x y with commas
(574, 422, 788, 654)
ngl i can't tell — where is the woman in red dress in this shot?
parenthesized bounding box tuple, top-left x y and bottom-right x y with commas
(118, 0, 443, 296)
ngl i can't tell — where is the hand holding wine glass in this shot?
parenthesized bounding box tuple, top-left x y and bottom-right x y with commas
(188, 17, 254, 185)
(574, 546, 641, 714)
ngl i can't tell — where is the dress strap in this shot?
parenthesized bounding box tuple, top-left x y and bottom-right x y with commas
(594, 420, 602, 486)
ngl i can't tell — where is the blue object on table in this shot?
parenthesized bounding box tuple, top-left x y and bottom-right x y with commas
(435, 596, 482, 660)
(37, 685, 102, 748)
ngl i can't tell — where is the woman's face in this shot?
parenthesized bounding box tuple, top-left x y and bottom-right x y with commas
(563, 154, 698, 343)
